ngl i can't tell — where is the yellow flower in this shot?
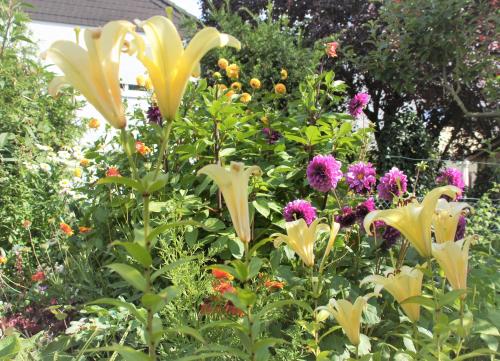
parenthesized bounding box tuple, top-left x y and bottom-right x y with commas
(80, 158, 90, 167)
(218, 58, 229, 70)
(322, 221, 341, 266)
(432, 238, 472, 291)
(240, 92, 251, 103)
(217, 84, 228, 91)
(364, 186, 461, 257)
(226, 63, 240, 79)
(198, 162, 261, 243)
(225, 90, 235, 99)
(230, 81, 242, 91)
(317, 296, 368, 345)
(88, 118, 100, 129)
(361, 265, 424, 322)
(250, 78, 261, 89)
(0, 256, 6, 265)
(433, 198, 470, 243)
(73, 168, 82, 178)
(135, 16, 240, 121)
(271, 219, 330, 267)
(136, 74, 146, 87)
(274, 83, 286, 95)
(43, 21, 136, 129)
(260, 116, 269, 126)
(213, 71, 222, 79)
(280, 68, 288, 80)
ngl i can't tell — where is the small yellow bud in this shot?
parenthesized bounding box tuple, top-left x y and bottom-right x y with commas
(274, 83, 287, 94)
(240, 92, 252, 104)
(218, 58, 229, 70)
(213, 71, 222, 79)
(73, 168, 82, 178)
(260, 116, 269, 125)
(88, 118, 100, 129)
(280, 69, 288, 80)
(250, 78, 261, 89)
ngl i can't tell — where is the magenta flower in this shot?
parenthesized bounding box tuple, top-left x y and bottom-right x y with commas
(348, 93, 370, 117)
(377, 167, 408, 201)
(436, 167, 465, 192)
(355, 197, 376, 220)
(262, 127, 282, 144)
(346, 162, 376, 193)
(335, 206, 357, 228)
(283, 200, 317, 225)
(307, 155, 343, 193)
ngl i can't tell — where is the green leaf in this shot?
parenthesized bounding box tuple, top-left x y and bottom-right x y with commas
(252, 199, 270, 218)
(86, 298, 145, 323)
(237, 288, 257, 308)
(97, 176, 143, 192)
(248, 257, 264, 279)
(283, 133, 308, 145)
(0, 336, 20, 360)
(400, 295, 435, 310)
(141, 173, 168, 194)
(107, 263, 147, 292)
(230, 259, 249, 281)
(203, 218, 226, 232)
(438, 289, 467, 308)
(147, 220, 202, 244)
(165, 326, 206, 343)
(252, 337, 286, 353)
(149, 201, 168, 212)
(248, 238, 272, 256)
(219, 148, 236, 157)
(151, 256, 200, 281)
(112, 241, 152, 267)
(257, 300, 313, 318)
(86, 346, 152, 361)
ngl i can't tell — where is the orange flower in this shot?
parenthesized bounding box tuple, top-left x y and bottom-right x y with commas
(0, 256, 7, 265)
(265, 280, 285, 290)
(325, 41, 339, 58)
(79, 158, 90, 167)
(212, 268, 234, 280)
(88, 118, 100, 129)
(274, 83, 286, 94)
(225, 90, 235, 99)
(59, 222, 74, 236)
(106, 166, 121, 177)
(31, 271, 45, 282)
(213, 281, 235, 294)
(230, 81, 242, 91)
(249, 78, 261, 89)
(79, 226, 92, 234)
(135, 141, 151, 156)
(218, 58, 229, 70)
(217, 84, 228, 91)
(240, 92, 252, 103)
(225, 301, 244, 317)
(226, 63, 240, 79)
(22, 220, 32, 229)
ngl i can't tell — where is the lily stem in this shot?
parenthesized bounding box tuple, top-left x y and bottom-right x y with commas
(120, 129, 138, 179)
(143, 194, 156, 360)
(154, 120, 173, 179)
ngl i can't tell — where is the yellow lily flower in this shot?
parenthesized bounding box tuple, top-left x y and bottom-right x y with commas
(364, 186, 460, 257)
(42, 21, 136, 129)
(361, 265, 424, 322)
(135, 16, 240, 121)
(198, 162, 261, 243)
(432, 238, 472, 291)
(271, 219, 330, 267)
(317, 296, 368, 345)
(433, 198, 470, 243)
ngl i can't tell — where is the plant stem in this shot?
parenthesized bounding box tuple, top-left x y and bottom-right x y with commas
(154, 120, 173, 179)
(120, 129, 138, 179)
(428, 259, 441, 360)
(143, 195, 156, 360)
(321, 191, 329, 210)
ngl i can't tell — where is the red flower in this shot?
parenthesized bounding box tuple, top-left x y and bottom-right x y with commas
(59, 222, 74, 236)
(265, 280, 285, 291)
(213, 281, 235, 295)
(325, 41, 339, 58)
(135, 141, 151, 156)
(106, 166, 121, 177)
(224, 301, 244, 317)
(31, 271, 45, 282)
(212, 268, 234, 280)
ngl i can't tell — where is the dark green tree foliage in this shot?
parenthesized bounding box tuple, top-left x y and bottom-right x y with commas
(0, 1, 80, 245)
(201, 0, 499, 161)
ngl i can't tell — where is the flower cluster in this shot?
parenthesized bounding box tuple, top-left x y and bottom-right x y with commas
(346, 162, 376, 194)
(307, 155, 343, 193)
(377, 167, 408, 201)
